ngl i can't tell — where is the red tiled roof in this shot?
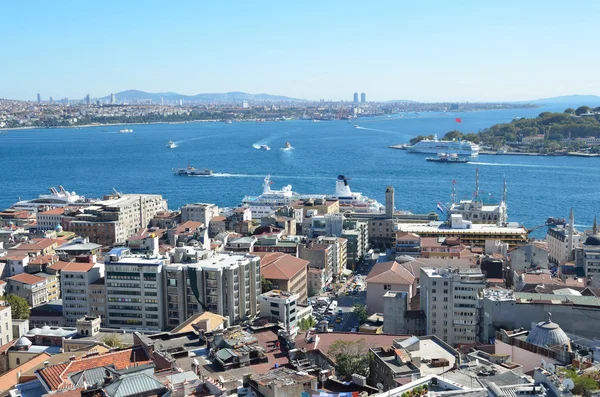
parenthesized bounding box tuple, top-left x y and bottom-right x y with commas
(37, 347, 151, 391)
(366, 261, 415, 285)
(255, 252, 308, 281)
(295, 332, 410, 360)
(62, 262, 95, 272)
(28, 254, 59, 265)
(48, 261, 73, 271)
(8, 273, 45, 285)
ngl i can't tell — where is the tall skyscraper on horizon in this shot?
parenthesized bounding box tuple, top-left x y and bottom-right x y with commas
(353, 92, 358, 104)
(361, 92, 366, 103)
(85, 94, 91, 105)
(49, 96, 53, 104)
(110, 93, 116, 104)
(36, 93, 41, 103)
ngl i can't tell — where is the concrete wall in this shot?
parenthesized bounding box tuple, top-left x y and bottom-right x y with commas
(495, 340, 559, 373)
(367, 283, 411, 314)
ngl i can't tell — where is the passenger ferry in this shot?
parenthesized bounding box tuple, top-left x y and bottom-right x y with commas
(406, 135, 479, 156)
(174, 165, 213, 176)
(118, 128, 133, 133)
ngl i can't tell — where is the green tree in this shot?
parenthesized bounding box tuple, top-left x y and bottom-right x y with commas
(299, 316, 316, 331)
(5, 295, 30, 319)
(575, 106, 591, 116)
(443, 130, 463, 140)
(559, 368, 599, 397)
(564, 108, 575, 114)
(261, 276, 275, 293)
(328, 339, 371, 378)
(352, 303, 368, 324)
(101, 333, 124, 348)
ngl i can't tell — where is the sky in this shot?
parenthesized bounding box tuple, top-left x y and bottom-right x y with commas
(1, 0, 600, 102)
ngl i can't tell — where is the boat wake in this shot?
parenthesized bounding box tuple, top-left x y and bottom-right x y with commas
(354, 126, 398, 134)
(210, 173, 265, 178)
(252, 144, 261, 149)
(469, 161, 562, 169)
(280, 147, 294, 151)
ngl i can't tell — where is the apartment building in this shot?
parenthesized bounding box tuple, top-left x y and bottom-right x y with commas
(163, 253, 260, 328)
(7, 273, 49, 307)
(342, 219, 369, 268)
(298, 243, 334, 285)
(63, 193, 167, 246)
(37, 208, 66, 231)
(259, 290, 298, 330)
(105, 247, 167, 331)
(317, 236, 348, 280)
(0, 304, 13, 346)
(420, 267, 485, 346)
(88, 277, 106, 326)
(257, 253, 308, 303)
(180, 203, 220, 225)
(61, 261, 103, 326)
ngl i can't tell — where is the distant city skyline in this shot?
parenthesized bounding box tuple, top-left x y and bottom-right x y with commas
(1, 1, 600, 102)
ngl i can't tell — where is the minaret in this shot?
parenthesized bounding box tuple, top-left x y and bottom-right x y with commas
(568, 208, 575, 258)
(475, 168, 480, 200)
(385, 186, 395, 219)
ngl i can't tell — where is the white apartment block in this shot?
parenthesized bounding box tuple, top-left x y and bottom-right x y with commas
(259, 290, 298, 330)
(61, 262, 103, 326)
(420, 267, 485, 346)
(105, 248, 167, 331)
(0, 304, 13, 346)
(164, 253, 260, 327)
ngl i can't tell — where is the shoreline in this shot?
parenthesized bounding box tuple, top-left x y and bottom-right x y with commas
(388, 146, 600, 157)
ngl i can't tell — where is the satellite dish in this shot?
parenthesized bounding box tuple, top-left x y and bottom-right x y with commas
(377, 383, 384, 391)
(563, 379, 575, 391)
(547, 363, 556, 373)
(540, 359, 546, 369)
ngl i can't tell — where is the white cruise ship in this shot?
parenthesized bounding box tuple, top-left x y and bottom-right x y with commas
(406, 135, 479, 156)
(326, 175, 385, 214)
(12, 186, 96, 212)
(242, 176, 299, 218)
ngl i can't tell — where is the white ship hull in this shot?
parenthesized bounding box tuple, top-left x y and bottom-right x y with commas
(407, 146, 479, 156)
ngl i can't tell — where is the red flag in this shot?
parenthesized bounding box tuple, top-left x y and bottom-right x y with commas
(455, 118, 462, 123)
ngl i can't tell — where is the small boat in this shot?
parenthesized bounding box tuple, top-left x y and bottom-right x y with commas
(118, 128, 133, 133)
(354, 125, 359, 128)
(426, 153, 470, 163)
(260, 145, 271, 151)
(167, 140, 178, 149)
(224, 120, 233, 124)
(282, 142, 293, 150)
(174, 165, 213, 176)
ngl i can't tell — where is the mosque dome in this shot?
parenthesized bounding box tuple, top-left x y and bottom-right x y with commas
(526, 315, 571, 351)
(395, 255, 415, 264)
(55, 224, 63, 232)
(28, 327, 42, 335)
(15, 337, 32, 348)
(585, 235, 600, 246)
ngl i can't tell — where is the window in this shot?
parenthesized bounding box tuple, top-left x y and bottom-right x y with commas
(383, 284, 392, 290)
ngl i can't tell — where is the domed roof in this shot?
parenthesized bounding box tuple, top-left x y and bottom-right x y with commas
(41, 325, 51, 330)
(395, 255, 416, 264)
(585, 235, 600, 246)
(526, 314, 571, 351)
(55, 224, 63, 232)
(15, 336, 32, 347)
(28, 327, 42, 335)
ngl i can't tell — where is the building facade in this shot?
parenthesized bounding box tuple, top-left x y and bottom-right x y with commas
(105, 248, 167, 331)
(180, 203, 220, 225)
(61, 262, 103, 326)
(420, 267, 485, 346)
(259, 290, 298, 330)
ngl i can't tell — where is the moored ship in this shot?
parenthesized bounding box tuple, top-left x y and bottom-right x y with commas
(242, 175, 299, 218)
(325, 175, 385, 214)
(406, 134, 479, 156)
(12, 186, 96, 212)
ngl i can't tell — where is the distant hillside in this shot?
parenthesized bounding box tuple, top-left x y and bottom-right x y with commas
(527, 95, 600, 105)
(98, 90, 308, 103)
(386, 99, 417, 103)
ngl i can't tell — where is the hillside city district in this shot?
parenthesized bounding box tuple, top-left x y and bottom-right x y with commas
(0, 172, 598, 397)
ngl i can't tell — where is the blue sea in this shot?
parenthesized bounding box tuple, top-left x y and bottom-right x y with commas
(0, 104, 597, 235)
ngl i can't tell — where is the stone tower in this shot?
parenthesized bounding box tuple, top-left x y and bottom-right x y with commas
(385, 186, 395, 219)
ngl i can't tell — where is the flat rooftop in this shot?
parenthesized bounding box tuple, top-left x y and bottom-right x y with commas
(396, 222, 527, 235)
(193, 252, 256, 270)
(374, 338, 457, 377)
